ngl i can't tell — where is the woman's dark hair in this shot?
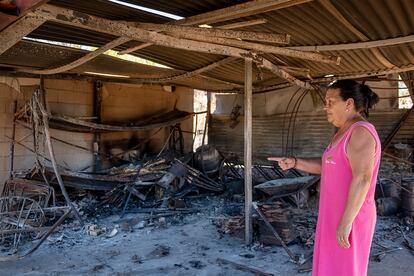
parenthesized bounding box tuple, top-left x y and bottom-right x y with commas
(328, 79, 379, 117)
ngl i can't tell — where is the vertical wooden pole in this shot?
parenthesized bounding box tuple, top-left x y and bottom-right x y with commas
(36, 88, 83, 223)
(93, 80, 102, 171)
(244, 57, 253, 244)
(202, 92, 211, 146)
(9, 100, 18, 179)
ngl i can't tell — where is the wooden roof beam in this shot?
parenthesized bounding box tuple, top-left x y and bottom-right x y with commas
(311, 65, 414, 83)
(19, 36, 131, 74)
(175, 0, 313, 26)
(288, 34, 414, 51)
(0, 14, 45, 55)
(136, 57, 238, 83)
(119, 0, 306, 55)
(32, 4, 310, 89)
(0, 71, 239, 92)
(118, 20, 269, 55)
(216, 19, 268, 30)
(0, 0, 49, 31)
(169, 32, 340, 64)
(138, 22, 290, 44)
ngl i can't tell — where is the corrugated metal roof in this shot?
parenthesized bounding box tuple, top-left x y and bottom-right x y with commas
(0, 0, 413, 89)
(49, 0, 172, 23)
(0, 40, 237, 91)
(124, 0, 248, 18)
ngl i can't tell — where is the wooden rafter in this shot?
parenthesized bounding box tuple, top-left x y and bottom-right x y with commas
(32, 4, 309, 88)
(0, 71, 239, 92)
(19, 36, 131, 74)
(175, 0, 313, 26)
(0, 0, 49, 31)
(199, 75, 243, 88)
(0, 14, 46, 55)
(311, 64, 414, 83)
(260, 59, 312, 89)
(288, 34, 414, 51)
(118, 20, 269, 56)
(119, 0, 309, 54)
(138, 23, 290, 44)
(169, 32, 340, 64)
(135, 57, 239, 83)
(118, 42, 152, 55)
(217, 19, 268, 30)
(319, 0, 395, 68)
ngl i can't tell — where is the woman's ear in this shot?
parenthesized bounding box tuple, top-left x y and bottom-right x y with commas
(346, 98, 355, 110)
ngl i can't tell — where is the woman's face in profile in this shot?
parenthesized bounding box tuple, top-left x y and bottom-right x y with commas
(324, 88, 348, 127)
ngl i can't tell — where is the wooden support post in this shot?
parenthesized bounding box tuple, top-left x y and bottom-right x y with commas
(8, 100, 18, 179)
(34, 89, 83, 223)
(202, 92, 211, 146)
(244, 57, 253, 245)
(93, 81, 102, 172)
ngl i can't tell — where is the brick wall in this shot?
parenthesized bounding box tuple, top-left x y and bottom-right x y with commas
(0, 79, 194, 192)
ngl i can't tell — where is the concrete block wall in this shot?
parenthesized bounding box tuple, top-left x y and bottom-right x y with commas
(0, 80, 194, 193)
(100, 83, 193, 158)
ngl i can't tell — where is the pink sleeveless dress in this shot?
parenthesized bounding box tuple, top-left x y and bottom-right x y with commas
(312, 121, 381, 276)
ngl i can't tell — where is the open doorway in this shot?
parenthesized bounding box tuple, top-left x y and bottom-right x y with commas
(193, 89, 208, 151)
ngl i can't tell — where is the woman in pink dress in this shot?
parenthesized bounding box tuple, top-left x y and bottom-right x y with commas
(268, 80, 381, 276)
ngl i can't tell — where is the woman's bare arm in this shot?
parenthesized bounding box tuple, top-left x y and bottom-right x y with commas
(267, 157, 321, 174)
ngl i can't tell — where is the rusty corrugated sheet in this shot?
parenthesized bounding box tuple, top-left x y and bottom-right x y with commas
(209, 110, 409, 160)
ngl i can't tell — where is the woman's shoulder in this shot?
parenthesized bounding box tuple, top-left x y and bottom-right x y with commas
(349, 121, 380, 145)
(351, 120, 377, 133)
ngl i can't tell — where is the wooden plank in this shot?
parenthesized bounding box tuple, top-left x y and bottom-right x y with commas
(119, 20, 267, 56)
(0, 15, 45, 55)
(93, 80, 102, 172)
(176, 0, 313, 26)
(133, 57, 237, 82)
(217, 19, 268, 30)
(118, 42, 152, 55)
(260, 59, 313, 89)
(138, 22, 290, 44)
(0, 0, 49, 31)
(169, 32, 339, 64)
(119, 0, 309, 54)
(19, 36, 130, 74)
(288, 34, 414, 51)
(8, 100, 17, 178)
(244, 57, 253, 245)
(48, 110, 194, 132)
(34, 89, 82, 222)
(311, 65, 414, 83)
